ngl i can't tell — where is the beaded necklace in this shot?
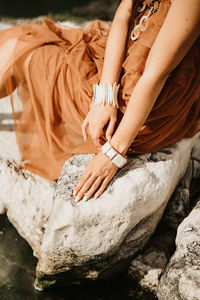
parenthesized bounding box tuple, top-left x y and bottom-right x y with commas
(130, 0, 162, 41)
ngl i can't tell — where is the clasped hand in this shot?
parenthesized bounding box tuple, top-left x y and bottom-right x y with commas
(82, 104, 118, 147)
(73, 104, 118, 202)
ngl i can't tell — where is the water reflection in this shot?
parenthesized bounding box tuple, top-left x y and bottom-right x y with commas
(0, 215, 157, 300)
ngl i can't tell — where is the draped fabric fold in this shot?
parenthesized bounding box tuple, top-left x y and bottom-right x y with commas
(0, 0, 200, 180)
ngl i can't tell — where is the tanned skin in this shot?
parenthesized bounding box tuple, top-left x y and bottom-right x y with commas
(74, 0, 200, 202)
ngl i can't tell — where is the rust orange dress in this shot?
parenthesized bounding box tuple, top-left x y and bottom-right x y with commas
(0, 0, 200, 180)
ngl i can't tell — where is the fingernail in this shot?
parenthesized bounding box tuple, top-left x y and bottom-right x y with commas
(83, 195, 87, 202)
(107, 136, 111, 142)
(83, 136, 87, 141)
(74, 195, 80, 202)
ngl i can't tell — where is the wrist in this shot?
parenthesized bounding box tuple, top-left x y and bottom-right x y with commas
(109, 137, 130, 157)
(90, 82, 120, 108)
(101, 141, 127, 168)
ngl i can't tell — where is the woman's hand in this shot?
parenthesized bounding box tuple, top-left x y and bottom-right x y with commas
(82, 104, 117, 148)
(73, 151, 118, 202)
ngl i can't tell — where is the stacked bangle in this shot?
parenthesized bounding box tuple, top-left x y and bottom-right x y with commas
(91, 83, 126, 167)
(90, 82, 120, 108)
(101, 141, 127, 168)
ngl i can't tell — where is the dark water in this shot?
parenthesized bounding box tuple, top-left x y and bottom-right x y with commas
(0, 214, 157, 300)
(0, 0, 91, 18)
(0, 0, 118, 21)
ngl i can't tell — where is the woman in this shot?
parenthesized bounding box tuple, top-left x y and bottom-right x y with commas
(0, 0, 200, 201)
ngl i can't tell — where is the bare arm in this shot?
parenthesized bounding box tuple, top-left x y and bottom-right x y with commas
(74, 0, 200, 202)
(100, 0, 133, 83)
(82, 0, 133, 146)
(110, 0, 200, 155)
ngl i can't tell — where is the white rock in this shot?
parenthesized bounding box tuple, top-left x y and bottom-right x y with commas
(127, 134, 200, 295)
(35, 134, 198, 289)
(0, 95, 56, 256)
(128, 248, 168, 292)
(158, 196, 200, 300)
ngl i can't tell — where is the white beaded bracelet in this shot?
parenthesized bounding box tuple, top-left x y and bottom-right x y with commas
(90, 82, 120, 108)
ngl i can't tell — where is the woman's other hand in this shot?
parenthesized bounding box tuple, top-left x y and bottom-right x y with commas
(82, 104, 117, 148)
(73, 151, 118, 202)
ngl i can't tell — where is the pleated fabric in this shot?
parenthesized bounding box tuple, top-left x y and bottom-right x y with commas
(0, 0, 199, 180)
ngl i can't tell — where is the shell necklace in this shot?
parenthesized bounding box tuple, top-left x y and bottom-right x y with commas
(130, 0, 162, 41)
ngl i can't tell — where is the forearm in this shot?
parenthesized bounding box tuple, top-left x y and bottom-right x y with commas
(110, 72, 169, 155)
(100, 0, 133, 84)
(108, 0, 200, 157)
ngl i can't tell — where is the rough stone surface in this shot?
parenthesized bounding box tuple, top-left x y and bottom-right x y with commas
(157, 197, 200, 300)
(0, 95, 56, 257)
(127, 134, 200, 295)
(163, 135, 200, 229)
(128, 247, 167, 292)
(35, 135, 197, 289)
(155, 136, 200, 300)
(128, 213, 178, 295)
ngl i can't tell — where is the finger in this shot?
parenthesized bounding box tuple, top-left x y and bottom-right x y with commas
(106, 118, 116, 142)
(75, 175, 98, 202)
(91, 128, 103, 148)
(73, 171, 91, 196)
(82, 119, 89, 141)
(94, 177, 110, 199)
(93, 137, 102, 148)
(83, 176, 104, 201)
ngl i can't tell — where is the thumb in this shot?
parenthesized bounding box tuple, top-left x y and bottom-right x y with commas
(106, 119, 116, 142)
